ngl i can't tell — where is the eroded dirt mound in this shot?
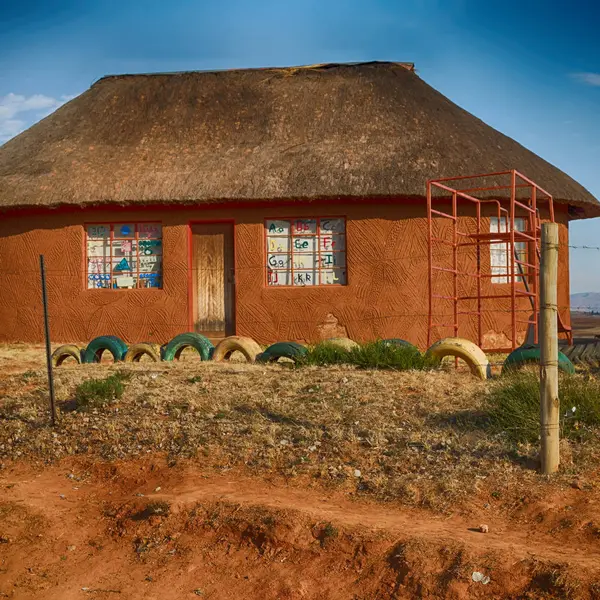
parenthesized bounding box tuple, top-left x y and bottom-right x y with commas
(1, 458, 600, 599)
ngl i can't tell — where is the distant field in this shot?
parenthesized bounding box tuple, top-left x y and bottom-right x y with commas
(571, 312, 600, 339)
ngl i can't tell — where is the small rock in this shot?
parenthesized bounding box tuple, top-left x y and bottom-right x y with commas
(354, 469, 362, 478)
(145, 576, 153, 582)
(67, 473, 75, 480)
(136, 493, 145, 497)
(308, 445, 317, 452)
(67, 545, 76, 552)
(479, 524, 489, 533)
(280, 440, 289, 446)
(59, 494, 66, 500)
(572, 480, 584, 491)
(154, 486, 161, 492)
(193, 590, 204, 596)
(340, 377, 349, 384)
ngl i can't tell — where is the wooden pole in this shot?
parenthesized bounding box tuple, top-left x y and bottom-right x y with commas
(540, 223, 559, 474)
(40, 255, 57, 427)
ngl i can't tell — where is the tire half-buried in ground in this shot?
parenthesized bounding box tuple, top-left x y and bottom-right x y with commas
(124, 342, 162, 363)
(425, 337, 491, 380)
(51, 344, 85, 367)
(83, 336, 128, 364)
(212, 336, 263, 362)
(162, 333, 214, 362)
(257, 342, 308, 363)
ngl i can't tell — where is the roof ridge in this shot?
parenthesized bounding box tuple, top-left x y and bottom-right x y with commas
(93, 61, 415, 85)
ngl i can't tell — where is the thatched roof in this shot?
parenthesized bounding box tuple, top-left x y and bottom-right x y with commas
(0, 61, 598, 218)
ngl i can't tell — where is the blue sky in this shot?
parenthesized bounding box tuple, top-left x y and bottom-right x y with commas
(1, 0, 599, 293)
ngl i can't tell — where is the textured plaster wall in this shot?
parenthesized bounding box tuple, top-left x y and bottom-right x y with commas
(0, 202, 570, 349)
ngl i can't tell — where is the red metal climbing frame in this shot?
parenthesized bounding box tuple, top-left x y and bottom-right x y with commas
(426, 170, 566, 353)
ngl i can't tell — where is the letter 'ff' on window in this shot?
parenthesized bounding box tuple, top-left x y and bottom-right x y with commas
(490, 217, 527, 284)
(265, 217, 347, 286)
(86, 223, 163, 290)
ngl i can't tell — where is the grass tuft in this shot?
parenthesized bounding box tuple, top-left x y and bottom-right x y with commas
(74, 372, 130, 410)
(297, 341, 435, 371)
(487, 372, 600, 444)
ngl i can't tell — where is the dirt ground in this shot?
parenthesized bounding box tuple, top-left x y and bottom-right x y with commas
(2, 343, 600, 599)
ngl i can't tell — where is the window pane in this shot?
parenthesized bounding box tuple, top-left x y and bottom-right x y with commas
(291, 218, 317, 235)
(267, 254, 290, 269)
(319, 218, 344, 234)
(139, 254, 161, 273)
(319, 233, 345, 252)
(112, 239, 136, 257)
(267, 236, 290, 253)
(321, 268, 347, 285)
(87, 238, 110, 259)
(266, 220, 290, 235)
(139, 272, 162, 288)
(292, 235, 317, 253)
(112, 257, 136, 273)
(87, 224, 110, 240)
(293, 254, 318, 269)
(139, 239, 163, 256)
(293, 271, 317, 286)
(113, 223, 135, 238)
(320, 251, 346, 269)
(268, 269, 290, 286)
(114, 274, 137, 289)
(138, 223, 162, 239)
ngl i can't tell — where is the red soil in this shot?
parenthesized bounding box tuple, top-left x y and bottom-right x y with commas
(2, 457, 600, 599)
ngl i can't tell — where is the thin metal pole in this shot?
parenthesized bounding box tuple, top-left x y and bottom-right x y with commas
(540, 223, 559, 474)
(40, 255, 56, 427)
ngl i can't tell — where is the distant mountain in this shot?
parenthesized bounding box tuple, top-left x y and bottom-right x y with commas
(571, 292, 600, 313)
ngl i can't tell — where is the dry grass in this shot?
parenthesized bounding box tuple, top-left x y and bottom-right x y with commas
(2, 348, 600, 515)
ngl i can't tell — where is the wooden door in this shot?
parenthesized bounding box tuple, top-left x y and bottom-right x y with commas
(191, 223, 235, 339)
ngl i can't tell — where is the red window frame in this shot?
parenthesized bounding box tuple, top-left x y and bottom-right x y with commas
(85, 221, 163, 290)
(264, 216, 347, 287)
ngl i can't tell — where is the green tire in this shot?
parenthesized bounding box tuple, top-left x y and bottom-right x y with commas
(502, 344, 575, 375)
(83, 336, 128, 363)
(257, 342, 308, 363)
(162, 333, 214, 362)
(381, 339, 420, 353)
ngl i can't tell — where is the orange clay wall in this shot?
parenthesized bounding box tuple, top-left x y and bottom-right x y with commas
(0, 201, 570, 350)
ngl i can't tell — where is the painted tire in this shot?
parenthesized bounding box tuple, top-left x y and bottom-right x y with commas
(502, 344, 575, 375)
(212, 336, 263, 362)
(382, 339, 420, 353)
(124, 342, 162, 363)
(51, 344, 84, 367)
(257, 342, 308, 363)
(83, 336, 128, 364)
(162, 333, 214, 362)
(425, 337, 491, 380)
(323, 337, 359, 351)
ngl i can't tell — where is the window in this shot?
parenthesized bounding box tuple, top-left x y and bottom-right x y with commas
(265, 217, 347, 286)
(490, 217, 526, 284)
(86, 223, 162, 289)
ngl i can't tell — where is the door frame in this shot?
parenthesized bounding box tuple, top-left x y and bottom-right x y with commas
(187, 219, 237, 335)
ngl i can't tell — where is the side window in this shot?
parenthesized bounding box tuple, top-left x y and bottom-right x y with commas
(490, 217, 526, 284)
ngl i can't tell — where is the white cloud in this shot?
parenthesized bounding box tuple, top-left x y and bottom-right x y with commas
(0, 92, 75, 144)
(571, 72, 600, 86)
